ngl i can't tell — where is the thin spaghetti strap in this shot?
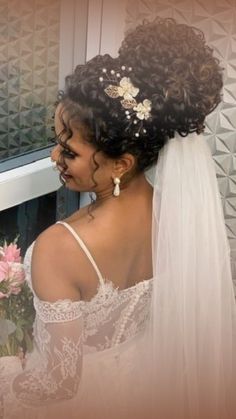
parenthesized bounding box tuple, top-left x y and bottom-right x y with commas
(56, 221, 105, 285)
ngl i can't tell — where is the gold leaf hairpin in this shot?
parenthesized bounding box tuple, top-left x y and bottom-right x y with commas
(99, 66, 152, 137)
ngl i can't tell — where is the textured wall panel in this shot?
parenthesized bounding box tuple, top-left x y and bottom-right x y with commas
(125, 0, 236, 285)
(0, 0, 60, 161)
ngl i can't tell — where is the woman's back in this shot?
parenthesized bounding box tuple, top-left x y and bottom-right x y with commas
(23, 173, 154, 357)
(32, 172, 153, 303)
(66, 173, 153, 297)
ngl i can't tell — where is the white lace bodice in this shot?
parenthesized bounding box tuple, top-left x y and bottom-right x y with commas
(9, 221, 153, 408)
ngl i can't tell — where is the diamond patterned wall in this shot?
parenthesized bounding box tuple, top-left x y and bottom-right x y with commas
(125, 0, 236, 284)
(0, 0, 60, 161)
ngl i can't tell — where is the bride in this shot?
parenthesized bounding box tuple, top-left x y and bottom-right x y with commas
(1, 17, 236, 419)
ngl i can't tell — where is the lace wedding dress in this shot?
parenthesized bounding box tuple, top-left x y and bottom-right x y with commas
(0, 221, 153, 419)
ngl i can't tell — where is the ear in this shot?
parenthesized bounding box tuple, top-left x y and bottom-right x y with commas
(112, 153, 136, 178)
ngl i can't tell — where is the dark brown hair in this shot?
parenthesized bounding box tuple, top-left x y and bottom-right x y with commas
(59, 17, 223, 173)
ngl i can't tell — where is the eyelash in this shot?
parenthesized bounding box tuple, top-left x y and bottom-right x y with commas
(61, 148, 77, 159)
(51, 133, 78, 159)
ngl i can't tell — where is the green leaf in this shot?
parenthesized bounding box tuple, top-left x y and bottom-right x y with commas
(0, 319, 17, 345)
(15, 327, 24, 342)
(17, 318, 28, 327)
(24, 330, 33, 352)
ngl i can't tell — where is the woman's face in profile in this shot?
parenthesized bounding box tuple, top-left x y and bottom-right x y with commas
(51, 104, 115, 195)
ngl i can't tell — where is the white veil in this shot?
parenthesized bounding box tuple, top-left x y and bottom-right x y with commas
(145, 132, 236, 419)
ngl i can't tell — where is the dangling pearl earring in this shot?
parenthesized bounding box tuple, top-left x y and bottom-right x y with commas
(113, 177, 121, 197)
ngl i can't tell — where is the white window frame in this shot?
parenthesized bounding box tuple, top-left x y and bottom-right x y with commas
(86, 0, 127, 60)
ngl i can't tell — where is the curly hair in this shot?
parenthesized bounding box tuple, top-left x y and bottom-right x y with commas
(59, 17, 223, 173)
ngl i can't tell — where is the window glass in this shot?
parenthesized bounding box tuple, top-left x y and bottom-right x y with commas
(0, 0, 60, 162)
(0, 192, 57, 254)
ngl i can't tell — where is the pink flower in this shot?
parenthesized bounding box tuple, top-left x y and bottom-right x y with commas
(0, 243, 21, 263)
(0, 264, 10, 297)
(8, 263, 25, 294)
(0, 261, 9, 282)
(0, 261, 25, 298)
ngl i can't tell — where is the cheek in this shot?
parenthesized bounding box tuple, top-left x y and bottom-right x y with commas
(70, 160, 95, 185)
(93, 165, 113, 187)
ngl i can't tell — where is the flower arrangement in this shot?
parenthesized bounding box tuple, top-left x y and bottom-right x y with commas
(0, 239, 35, 357)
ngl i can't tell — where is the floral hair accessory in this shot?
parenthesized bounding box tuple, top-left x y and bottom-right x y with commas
(99, 65, 152, 138)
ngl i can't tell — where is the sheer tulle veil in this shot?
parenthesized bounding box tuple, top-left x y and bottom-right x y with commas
(143, 132, 236, 419)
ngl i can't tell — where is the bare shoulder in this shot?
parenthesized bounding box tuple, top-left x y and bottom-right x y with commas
(31, 223, 82, 302)
(33, 223, 74, 261)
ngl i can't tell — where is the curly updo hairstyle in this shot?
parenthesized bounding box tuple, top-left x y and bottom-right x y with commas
(60, 17, 223, 173)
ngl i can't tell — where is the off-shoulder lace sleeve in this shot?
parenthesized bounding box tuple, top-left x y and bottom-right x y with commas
(3, 241, 84, 407)
(12, 298, 83, 407)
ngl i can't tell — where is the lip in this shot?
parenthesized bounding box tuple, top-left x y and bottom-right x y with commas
(56, 166, 73, 181)
(61, 172, 73, 181)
